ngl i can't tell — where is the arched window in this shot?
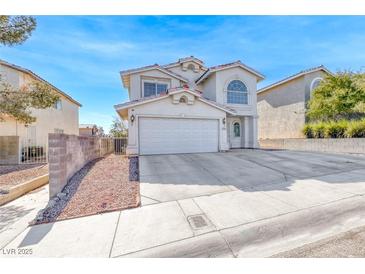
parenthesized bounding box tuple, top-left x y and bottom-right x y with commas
(233, 122, 240, 137)
(227, 80, 248, 104)
(179, 96, 187, 103)
(187, 64, 195, 71)
(311, 78, 323, 92)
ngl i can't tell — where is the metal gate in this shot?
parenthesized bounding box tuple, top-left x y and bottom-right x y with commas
(20, 135, 48, 164)
(114, 137, 127, 155)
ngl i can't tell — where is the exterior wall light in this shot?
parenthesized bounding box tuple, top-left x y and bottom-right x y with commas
(130, 114, 135, 124)
(223, 118, 226, 125)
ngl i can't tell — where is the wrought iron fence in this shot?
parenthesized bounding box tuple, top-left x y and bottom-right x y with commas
(114, 137, 127, 155)
(20, 136, 48, 164)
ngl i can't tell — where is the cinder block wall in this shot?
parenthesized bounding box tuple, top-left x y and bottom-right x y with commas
(0, 136, 19, 165)
(259, 138, 365, 154)
(48, 134, 111, 198)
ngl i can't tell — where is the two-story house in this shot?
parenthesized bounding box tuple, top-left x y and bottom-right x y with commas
(114, 56, 264, 155)
(0, 59, 81, 158)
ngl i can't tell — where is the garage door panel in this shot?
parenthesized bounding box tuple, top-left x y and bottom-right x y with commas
(139, 118, 219, 155)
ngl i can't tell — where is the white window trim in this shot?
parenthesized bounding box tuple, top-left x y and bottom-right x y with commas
(224, 78, 250, 106)
(310, 77, 323, 92)
(142, 79, 170, 98)
(233, 121, 241, 137)
(54, 99, 62, 110)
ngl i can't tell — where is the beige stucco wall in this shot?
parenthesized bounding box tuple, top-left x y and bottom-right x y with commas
(126, 91, 229, 155)
(129, 69, 182, 101)
(0, 64, 80, 145)
(123, 63, 261, 151)
(167, 61, 205, 89)
(79, 128, 94, 136)
(213, 67, 258, 116)
(257, 71, 327, 140)
(257, 77, 306, 139)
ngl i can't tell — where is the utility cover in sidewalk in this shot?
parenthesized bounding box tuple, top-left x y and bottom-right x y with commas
(188, 214, 210, 230)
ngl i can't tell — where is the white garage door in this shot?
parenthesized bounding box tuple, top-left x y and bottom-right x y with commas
(139, 117, 219, 155)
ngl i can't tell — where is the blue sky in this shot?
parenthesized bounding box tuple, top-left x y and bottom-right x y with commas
(2, 16, 365, 132)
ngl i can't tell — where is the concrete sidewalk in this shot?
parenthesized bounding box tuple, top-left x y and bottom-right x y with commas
(2, 171, 365, 257)
(0, 185, 48, 249)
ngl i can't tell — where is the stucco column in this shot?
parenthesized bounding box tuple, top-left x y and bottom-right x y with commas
(220, 117, 229, 151)
(252, 115, 259, 148)
(126, 110, 138, 155)
(244, 116, 249, 148)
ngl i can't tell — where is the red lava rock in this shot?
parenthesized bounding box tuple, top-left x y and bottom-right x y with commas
(55, 154, 140, 221)
(0, 164, 48, 190)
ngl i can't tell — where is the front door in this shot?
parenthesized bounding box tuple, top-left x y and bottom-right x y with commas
(230, 120, 241, 148)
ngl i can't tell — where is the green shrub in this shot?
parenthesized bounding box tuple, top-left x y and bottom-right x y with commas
(324, 120, 348, 138)
(302, 124, 314, 138)
(345, 119, 365, 138)
(312, 122, 326, 138)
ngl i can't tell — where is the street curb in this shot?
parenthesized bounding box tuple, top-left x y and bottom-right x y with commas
(219, 195, 365, 257)
(0, 174, 49, 206)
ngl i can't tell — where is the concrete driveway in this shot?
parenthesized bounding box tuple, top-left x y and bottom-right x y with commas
(3, 149, 365, 257)
(139, 149, 365, 204)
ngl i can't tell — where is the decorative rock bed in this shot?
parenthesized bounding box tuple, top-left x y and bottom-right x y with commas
(32, 154, 140, 225)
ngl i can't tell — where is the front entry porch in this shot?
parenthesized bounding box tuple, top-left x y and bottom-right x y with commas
(227, 116, 258, 149)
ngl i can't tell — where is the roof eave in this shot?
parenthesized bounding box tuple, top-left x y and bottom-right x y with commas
(0, 60, 82, 107)
(120, 66, 188, 83)
(257, 66, 332, 94)
(114, 88, 235, 115)
(195, 64, 265, 84)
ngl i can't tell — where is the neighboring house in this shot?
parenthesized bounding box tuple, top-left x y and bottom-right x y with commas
(0, 59, 81, 150)
(114, 56, 264, 155)
(257, 66, 331, 139)
(79, 124, 98, 136)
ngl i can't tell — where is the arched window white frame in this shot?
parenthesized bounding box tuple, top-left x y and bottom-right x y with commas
(179, 95, 187, 103)
(310, 77, 323, 93)
(226, 80, 248, 105)
(233, 122, 240, 137)
(187, 64, 195, 71)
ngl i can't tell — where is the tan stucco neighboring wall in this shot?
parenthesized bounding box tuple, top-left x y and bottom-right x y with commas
(0, 63, 80, 143)
(79, 128, 94, 136)
(257, 76, 306, 139)
(257, 70, 328, 139)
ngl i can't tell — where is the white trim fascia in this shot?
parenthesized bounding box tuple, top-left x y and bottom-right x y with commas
(310, 77, 324, 92)
(114, 95, 169, 111)
(196, 63, 265, 85)
(163, 60, 208, 71)
(120, 66, 189, 83)
(258, 67, 333, 95)
(114, 88, 236, 115)
(213, 63, 264, 79)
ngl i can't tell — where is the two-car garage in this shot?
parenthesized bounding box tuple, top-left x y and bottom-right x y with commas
(139, 117, 219, 155)
(115, 89, 232, 155)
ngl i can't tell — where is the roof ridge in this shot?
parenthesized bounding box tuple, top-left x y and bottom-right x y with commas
(258, 65, 331, 93)
(120, 63, 189, 82)
(0, 59, 81, 106)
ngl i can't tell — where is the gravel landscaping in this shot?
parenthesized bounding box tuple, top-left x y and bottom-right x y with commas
(0, 164, 48, 192)
(33, 154, 140, 224)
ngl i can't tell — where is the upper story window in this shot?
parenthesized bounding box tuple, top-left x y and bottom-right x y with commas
(226, 80, 248, 104)
(187, 64, 195, 71)
(310, 77, 323, 93)
(54, 99, 62, 110)
(143, 80, 168, 98)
